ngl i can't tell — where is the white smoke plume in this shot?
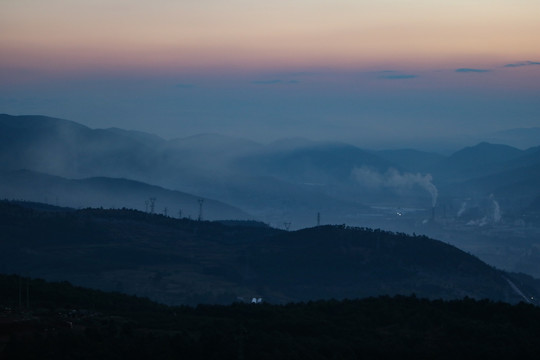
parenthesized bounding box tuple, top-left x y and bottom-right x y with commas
(465, 195, 502, 226)
(352, 167, 438, 207)
(489, 194, 501, 223)
(457, 201, 467, 217)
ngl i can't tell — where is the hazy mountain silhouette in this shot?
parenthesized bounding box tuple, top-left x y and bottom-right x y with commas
(235, 143, 396, 184)
(168, 133, 262, 156)
(484, 127, 540, 149)
(264, 136, 319, 152)
(376, 149, 446, 174)
(3, 114, 538, 217)
(105, 127, 166, 146)
(433, 144, 540, 212)
(0, 114, 158, 180)
(433, 142, 525, 181)
(0, 169, 250, 220)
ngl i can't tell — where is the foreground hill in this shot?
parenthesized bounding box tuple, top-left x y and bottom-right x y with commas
(0, 201, 537, 305)
(2, 274, 540, 359)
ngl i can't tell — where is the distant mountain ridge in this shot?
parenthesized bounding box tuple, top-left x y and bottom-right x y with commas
(1, 114, 539, 215)
(434, 142, 525, 180)
(0, 169, 250, 220)
(105, 127, 166, 145)
(234, 142, 397, 184)
(0, 114, 158, 180)
(376, 148, 446, 173)
(484, 127, 540, 149)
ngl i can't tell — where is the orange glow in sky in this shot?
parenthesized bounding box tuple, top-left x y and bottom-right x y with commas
(2, 0, 540, 72)
(1, 1, 539, 143)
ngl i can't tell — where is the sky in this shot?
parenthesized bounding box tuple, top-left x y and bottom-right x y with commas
(1, 0, 539, 147)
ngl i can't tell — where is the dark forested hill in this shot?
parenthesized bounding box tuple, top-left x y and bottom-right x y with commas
(0, 200, 537, 306)
(3, 274, 540, 359)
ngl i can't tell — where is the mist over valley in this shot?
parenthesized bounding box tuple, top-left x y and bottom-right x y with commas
(1, 113, 540, 284)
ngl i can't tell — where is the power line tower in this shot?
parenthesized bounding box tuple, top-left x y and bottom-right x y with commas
(149, 197, 156, 214)
(144, 200, 149, 213)
(163, 207, 168, 217)
(283, 222, 291, 231)
(198, 199, 204, 221)
(317, 212, 321, 226)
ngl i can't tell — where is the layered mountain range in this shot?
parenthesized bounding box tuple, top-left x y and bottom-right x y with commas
(2, 114, 539, 219)
(1, 113, 540, 278)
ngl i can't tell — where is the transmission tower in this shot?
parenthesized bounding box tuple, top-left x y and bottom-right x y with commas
(198, 199, 204, 221)
(317, 212, 321, 226)
(149, 197, 156, 214)
(283, 222, 291, 231)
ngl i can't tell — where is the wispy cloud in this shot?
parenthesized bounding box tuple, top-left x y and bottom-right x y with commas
(377, 72, 418, 80)
(503, 61, 540, 68)
(455, 68, 490, 73)
(251, 80, 299, 85)
(379, 74, 418, 80)
(270, 71, 316, 77)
